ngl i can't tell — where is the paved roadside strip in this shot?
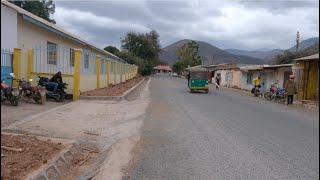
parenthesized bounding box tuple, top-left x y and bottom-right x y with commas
(1, 77, 151, 180)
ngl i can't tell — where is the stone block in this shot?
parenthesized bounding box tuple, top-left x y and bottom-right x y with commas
(46, 166, 60, 180)
(55, 157, 68, 174)
(63, 151, 74, 164)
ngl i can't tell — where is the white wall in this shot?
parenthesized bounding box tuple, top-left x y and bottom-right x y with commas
(264, 67, 292, 89)
(17, 16, 122, 77)
(214, 70, 227, 86)
(1, 4, 17, 51)
(240, 71, 261, 91)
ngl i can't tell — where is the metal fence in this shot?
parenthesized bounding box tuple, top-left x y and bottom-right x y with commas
(100, 55, 106, 74)
(1, 49, 13, 67)
(1, 49, 13, 86)
(33, 45, 74, 75)
(81, 49, 96, 75)
(117, 62, 120, 74)
(110, 59, 114, 73)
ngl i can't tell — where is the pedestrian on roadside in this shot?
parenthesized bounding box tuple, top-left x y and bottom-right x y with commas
(215, 74, 221, 88)
(251, 76, 261, 93)
(285, 75, 297, 106)
(187, 71, 190, 87)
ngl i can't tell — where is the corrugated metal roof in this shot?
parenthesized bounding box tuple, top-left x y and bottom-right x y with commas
(154, 66, 172, 70)
(189, 67, 208, 72)
(239, 65, 264, 71)
(293, 54, 319, 61)
(1, 0, 126, 63)
(263, 64, 293, 68)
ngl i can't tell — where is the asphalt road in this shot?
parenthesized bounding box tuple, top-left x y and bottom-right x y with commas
(129, 74, 319, 180)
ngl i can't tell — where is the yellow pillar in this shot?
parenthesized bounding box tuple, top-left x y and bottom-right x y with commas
(135, 66, 137, 76)
(73, 49, 81, 101)
(96, 55, 101, 89)
(114, 61, 117, 84)
(106, 60, 110, 86)
(27, 49, 33, 81)
(126, 65, 129, 80)
(123, 64, 125, 81)
(12, 48, 21, 86)
(128, 65, 130, 79)
(120, 63, 123, 82)
(129, 65, 131, 79)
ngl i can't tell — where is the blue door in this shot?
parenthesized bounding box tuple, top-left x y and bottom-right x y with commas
(1, 49, 13, 86)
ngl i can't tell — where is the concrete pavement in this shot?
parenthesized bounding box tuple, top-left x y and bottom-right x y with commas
(129, 74, 319, 180)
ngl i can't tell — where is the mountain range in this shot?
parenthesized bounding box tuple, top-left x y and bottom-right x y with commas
(159, 37, 319, 65)
(225, 37, 319, 60)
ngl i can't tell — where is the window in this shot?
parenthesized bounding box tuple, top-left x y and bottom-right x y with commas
(47, 42, 57, 65)
(84, 54, 89, 69)
(247, 72, 253, 84)
(70, 48, 75, 67)
(100, 59, 105, 74)
(110, 62, 114, 73)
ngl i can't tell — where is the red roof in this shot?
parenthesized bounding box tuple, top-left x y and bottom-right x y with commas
(154, 66, 172, 70)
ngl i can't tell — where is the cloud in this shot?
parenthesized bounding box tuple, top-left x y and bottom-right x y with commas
(52, 0, 319, 50)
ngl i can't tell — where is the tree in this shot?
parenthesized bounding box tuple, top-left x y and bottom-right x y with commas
(272, 44, 319, 64)
(115, 51, 146, 75)
(173, 61, 184, 75)
(120, 30, 161, 75)
(176, 41, 202, 67)
(10, 0, 56, 24)
(104, 46, 120, 54)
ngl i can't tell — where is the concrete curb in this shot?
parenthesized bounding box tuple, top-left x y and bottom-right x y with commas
(27, 142, 82, 180)
(79, 78, 145, 101)
(1, 132, 80, 180)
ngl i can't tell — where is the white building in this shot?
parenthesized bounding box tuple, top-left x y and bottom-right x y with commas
(1, 0, 134, 94)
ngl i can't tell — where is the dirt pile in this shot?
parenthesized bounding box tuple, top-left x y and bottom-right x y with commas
(82, 77, 144, 96)
(1, 134, 64, 180)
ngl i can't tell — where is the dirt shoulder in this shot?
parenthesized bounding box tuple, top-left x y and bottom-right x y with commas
(81, 77, 144, 96)
(1, 134, 64, 180)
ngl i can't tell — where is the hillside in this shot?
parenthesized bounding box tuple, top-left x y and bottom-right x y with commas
(225, 37, 319, 60)
(159, 39, 265, 65)
(288, 37, 319, 52)
(224, 49, 283, 60)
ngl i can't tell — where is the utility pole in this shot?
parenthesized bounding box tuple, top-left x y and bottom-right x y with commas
(296, 31, 300, 52)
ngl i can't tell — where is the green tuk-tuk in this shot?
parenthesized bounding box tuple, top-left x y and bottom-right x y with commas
(187, 68, 209, 93)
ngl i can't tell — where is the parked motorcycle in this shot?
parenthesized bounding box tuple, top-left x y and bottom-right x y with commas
(264, 83, 286, 102)
(37, 75, 67, 102)
(1, 74, 19, 106)
(17, 78, 46, 104)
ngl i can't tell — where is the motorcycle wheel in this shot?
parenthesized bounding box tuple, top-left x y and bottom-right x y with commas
(279, 94, 287, 103)
(1, 90, 5, 103)
(264, 92, 273, 100)
(34, 92, 43, 104)
(55, 91, 65, 102)
(10, 97, 18, 106)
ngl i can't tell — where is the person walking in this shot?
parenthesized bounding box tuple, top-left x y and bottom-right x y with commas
(214, 74, 221, 90)
(285, 75, 297, 105)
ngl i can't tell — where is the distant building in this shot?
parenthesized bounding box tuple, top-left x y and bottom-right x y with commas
(154, 65, 172, 73)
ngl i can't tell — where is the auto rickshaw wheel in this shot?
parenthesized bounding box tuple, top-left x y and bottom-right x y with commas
(190, 89, 194, 93)
(205, 90, 209, 94)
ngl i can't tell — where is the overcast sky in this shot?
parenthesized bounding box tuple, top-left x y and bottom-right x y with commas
(52, 0, 319, 51)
